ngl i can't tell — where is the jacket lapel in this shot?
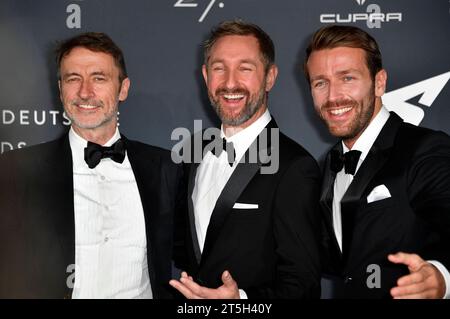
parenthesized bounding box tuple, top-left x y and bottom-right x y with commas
(320, 143, 343, 261)
(340, 113, 403, 259)
(187, 161, 202, 264)
(199, 120, 276, 265)
(200, 162, 261, 264)
(186, 131, 209, 264)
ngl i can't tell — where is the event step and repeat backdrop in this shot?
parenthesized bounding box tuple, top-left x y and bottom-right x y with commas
(1, 0, 449, 161)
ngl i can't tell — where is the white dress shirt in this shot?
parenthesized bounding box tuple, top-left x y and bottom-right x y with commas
(332, 106, 390, 251)
(192, 109, 272, 298)
(69, 127, 152, 299)
(332, 106, 450, 298)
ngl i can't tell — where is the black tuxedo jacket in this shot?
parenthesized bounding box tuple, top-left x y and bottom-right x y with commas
(0, 133, 185, 298)
(320, 112, 450, 298)
(174, 119, 323, 298)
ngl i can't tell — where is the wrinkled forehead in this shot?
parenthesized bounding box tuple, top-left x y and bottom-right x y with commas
(59, 47, 120, 76)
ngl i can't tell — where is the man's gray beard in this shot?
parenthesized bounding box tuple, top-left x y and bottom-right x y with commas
(65, 106, 117, 130)
(211, 88, 266, 127)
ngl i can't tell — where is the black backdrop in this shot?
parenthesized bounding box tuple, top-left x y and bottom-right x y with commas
(1, 0, 449, 160)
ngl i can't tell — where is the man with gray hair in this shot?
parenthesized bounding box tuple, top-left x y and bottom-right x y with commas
(0, 32, 185, 298)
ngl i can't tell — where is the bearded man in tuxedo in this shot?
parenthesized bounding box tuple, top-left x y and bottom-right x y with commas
(304, 25, 450, 299)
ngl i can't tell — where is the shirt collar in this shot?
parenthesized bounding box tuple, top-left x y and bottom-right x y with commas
(69, 127, 121, 169)
(342, 106, 390, 164)
(220, 109, 272, 162)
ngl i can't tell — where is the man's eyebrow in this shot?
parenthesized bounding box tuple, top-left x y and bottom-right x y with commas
(91, 71, 107, 76)
(309, 74, 326, 82)
(61, 72, 80, 79)
(335, 68, 363, 76)
(209, 59, 258, 66)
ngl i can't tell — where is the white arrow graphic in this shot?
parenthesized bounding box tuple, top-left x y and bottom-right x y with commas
(382, 71, 450, 125)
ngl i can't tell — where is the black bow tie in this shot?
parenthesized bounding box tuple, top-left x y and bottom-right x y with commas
(84, 139, 126, 169)
(211, 138, 236, 166)
(330, 149, 362, 175)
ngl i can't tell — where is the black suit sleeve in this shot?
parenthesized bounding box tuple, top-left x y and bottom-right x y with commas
(0, 152, 24, 297)
(246, 155, 322, 299)
(407, 131, 450, 267)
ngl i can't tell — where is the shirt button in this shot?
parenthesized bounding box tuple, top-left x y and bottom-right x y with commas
(104, 205, 109, 211)
(100, 175, 106, 181)
(104, 236, 109, 243)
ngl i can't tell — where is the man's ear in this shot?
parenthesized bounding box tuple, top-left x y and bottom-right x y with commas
(58, 80, 62, 101)
(374, 69, 387, 97)
(202, 64, 208, 85)
(119, 77, 130, 101)
(265, 65, 278, 92)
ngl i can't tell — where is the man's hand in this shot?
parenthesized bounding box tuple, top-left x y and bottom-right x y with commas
(388, 252, 445, 299)
(169, 270, 240, 299)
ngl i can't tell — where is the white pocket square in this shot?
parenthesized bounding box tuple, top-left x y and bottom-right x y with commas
(367, 184, 391, 203)
(233, 203, 259, 209)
